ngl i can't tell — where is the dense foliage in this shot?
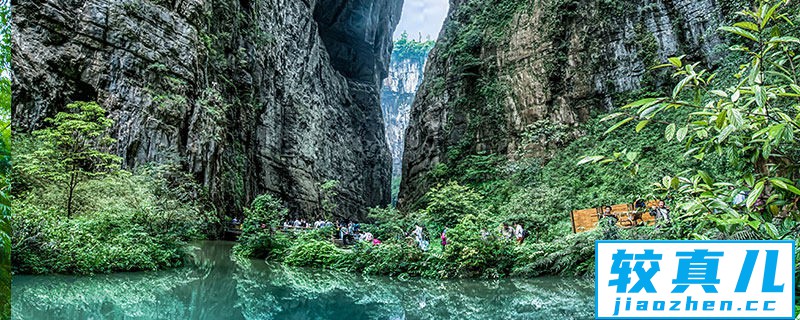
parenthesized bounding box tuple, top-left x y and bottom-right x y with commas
(392, 32, 435, 61)
(0, 0, 10, 317)
(13, 159, 210, 274)
(13, 105, 212, 274)
(592, 0, 800, 309)
(25, 101, 121, 218)
(236, 185, 594, 279)
(232, 193, 290, 259)
(593, 0, 800, 242)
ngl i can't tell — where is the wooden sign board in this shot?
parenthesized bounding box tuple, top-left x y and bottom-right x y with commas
(570, 208, 600, 233)
(571, 202, 658, 233)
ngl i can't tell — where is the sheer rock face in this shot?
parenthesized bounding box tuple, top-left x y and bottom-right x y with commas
(13, 0, 401, 219)
(381, 49, 428, 178)
(399, 0, 728, 208)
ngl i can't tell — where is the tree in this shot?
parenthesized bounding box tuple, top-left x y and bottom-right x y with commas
(31, 101, 121, 218)
(587, 0, 799, 239)
(247, 193, 288, 230)
(236, 193, 289, 258)
(422, 181, 484, 229)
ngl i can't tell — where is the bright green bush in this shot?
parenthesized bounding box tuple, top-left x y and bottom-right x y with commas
(421, 181, 484, 229)
(499, 185, 574, 242)
(13, 204, 186, 274)
(232, 193, 291, 259)
(442, 214, 515, 278)
(512, 230, 599, 278)
(246, 193, 288, 229)
(283, 239, 347, 269)
(366, 206, 412, 241)
(347, 240, 437, 277)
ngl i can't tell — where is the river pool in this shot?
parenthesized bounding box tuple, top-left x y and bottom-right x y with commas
(13, 241, 594, 319)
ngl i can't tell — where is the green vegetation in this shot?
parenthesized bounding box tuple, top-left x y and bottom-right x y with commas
(593, 1, 800, 305)
(13, 104, 212, 274)
(393, 32, 435, 61)
(591, 0, 800, 241)
(232, 2, 798, 297)
(233, 193, 290, 259)
(319, 180, 340, 221)
(0, 0, 10, 317)
(235, 182, 579, 279)
(13, 158, 210, 274)
(29, 102, 121, 218)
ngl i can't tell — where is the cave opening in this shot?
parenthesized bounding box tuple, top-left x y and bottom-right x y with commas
(381, 0, 449, 205)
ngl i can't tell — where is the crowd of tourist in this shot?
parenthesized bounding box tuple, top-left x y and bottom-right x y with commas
(335, 220, 382, 245)
(245, 217, 532, 251)
(599, 200, 672, 227)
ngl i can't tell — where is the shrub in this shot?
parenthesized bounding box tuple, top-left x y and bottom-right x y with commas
(442, 214, 515, 278)
(499, 185, 574, 242)
(421, 181, 484, 229)
(512, 230, 600, 278)
(234, 231, 292, 260)
(366, 206, 414, 241)
(283, 239, 347, 269)
(13, 204, 186, 274)
(245, 193, 288, 230)
(233, 193, 290, 259)
(347, 240, 436, 277)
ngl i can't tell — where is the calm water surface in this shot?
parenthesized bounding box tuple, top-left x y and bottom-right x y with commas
(13, 241, 594, 320)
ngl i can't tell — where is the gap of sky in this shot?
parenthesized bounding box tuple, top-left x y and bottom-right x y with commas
(393, 0, 449, 40)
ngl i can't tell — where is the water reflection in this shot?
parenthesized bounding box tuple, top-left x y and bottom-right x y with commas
(13, 241, 594, 320)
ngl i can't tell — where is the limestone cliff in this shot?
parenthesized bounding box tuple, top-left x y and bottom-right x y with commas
(13, 0, 402, 219)
(399, 0, 741, 208)
(381, 38, 432, 180)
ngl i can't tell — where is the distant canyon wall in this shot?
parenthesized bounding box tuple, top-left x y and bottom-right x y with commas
(381, 38, 432, 178)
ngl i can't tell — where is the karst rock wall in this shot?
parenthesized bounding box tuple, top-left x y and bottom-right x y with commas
(14, 0, 402, 219)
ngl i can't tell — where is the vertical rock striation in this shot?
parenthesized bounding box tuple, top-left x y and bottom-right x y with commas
(399, 0, 735, 208)
(13, 0, 401, 219)
(381, 39, 431, 184)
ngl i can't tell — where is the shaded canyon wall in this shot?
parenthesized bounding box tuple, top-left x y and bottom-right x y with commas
(13, 0, 402, 219)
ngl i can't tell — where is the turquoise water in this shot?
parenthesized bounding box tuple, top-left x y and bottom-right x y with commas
(13, 241, 594, 319)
